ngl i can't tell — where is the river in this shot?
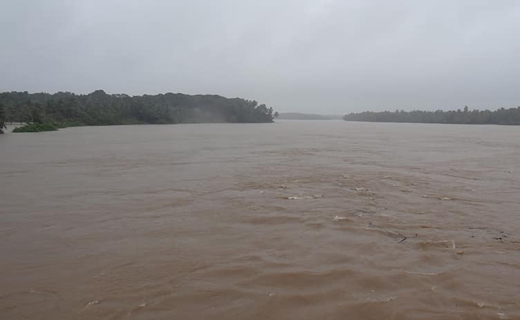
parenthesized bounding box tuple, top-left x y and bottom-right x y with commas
(1, 121, 519, 319)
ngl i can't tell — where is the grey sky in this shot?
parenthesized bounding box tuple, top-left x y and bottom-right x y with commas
(1, 0, 519, 113)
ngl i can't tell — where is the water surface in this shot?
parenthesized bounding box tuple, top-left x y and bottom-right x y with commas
(1, 121, 519, 319)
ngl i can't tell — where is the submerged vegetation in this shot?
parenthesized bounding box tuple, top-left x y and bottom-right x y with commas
(0, 90, 274, 132)
(343, 106, 520, 125)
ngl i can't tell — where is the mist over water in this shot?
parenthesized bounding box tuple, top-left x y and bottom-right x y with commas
(1, 121, 520, 319)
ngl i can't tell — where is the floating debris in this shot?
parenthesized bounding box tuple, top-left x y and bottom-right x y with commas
(333, 216, 349, 221)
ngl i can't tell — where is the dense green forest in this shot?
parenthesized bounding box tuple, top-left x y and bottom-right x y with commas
(343, 106, 520, 125)
(0, 90, 274, 132)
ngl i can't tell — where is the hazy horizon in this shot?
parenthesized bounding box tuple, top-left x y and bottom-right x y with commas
(1, 0, 519, 113)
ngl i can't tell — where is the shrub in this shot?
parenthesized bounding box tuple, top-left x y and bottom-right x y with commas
(12, 123, 58, 133)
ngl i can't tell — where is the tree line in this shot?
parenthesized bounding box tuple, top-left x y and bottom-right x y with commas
(0, 90, 274, 132)
(343, 106, 520, 125)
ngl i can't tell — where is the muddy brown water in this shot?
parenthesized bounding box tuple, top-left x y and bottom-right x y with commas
(1, 121, 519, 320)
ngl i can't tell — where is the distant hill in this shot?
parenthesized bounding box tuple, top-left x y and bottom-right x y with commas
(277, 113, 343, 120)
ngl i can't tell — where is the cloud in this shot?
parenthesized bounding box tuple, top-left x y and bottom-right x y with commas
(1, 0, 519, 113)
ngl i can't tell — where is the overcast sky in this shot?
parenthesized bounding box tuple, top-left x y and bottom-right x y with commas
(1, 0, 519, 113)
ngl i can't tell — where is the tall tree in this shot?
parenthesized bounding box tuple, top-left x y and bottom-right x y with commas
(0, 103, 6, 133)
